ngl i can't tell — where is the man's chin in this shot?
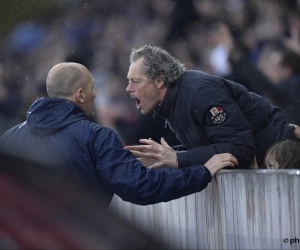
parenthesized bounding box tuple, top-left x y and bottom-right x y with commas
(140, 109, 148, 115)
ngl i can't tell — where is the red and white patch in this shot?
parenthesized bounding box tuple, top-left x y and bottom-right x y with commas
(210, 106, 226, 124)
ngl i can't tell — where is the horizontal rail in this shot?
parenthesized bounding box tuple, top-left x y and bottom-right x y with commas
(109, 170, 300, 250)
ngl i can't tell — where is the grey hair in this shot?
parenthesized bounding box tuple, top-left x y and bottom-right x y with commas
(130, 45, 186, 87)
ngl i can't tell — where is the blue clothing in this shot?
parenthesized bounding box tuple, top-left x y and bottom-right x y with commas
(0, 97, 212, 206)
(156, 70, 297, 168)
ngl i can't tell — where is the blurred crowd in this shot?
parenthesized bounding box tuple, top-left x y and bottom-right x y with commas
(0, 0, 300, 146)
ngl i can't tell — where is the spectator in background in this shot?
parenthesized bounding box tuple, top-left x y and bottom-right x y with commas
(264, 140, 300, 169)
(124, 45, 300, 169)
(0, 62, 238, 207)
(226, 25, 300, 125)
(0, 65, 23, 135)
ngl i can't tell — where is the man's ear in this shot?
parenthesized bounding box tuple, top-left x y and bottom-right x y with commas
(75, 88, 84, 103)
(155, 77, 165, 89)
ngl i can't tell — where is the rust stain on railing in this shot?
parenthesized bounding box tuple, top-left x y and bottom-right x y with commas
(109, 170, 300, 250)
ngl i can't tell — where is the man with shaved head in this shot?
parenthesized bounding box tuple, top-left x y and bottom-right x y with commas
(46, 63, 96, 119)
(0, 62, 238, 207)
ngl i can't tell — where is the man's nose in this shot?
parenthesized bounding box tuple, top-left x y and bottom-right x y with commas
(126, 82, 133, 93)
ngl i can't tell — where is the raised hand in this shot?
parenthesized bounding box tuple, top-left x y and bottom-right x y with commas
(124, 137, 178, 169)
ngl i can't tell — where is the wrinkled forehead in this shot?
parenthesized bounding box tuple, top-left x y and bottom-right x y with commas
(127, 58, 145, 78)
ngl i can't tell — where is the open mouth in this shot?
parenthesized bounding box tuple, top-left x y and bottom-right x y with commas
(130, 95, 141, 109)
(135, 98, 141, 109)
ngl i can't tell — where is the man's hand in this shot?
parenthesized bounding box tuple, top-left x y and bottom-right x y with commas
(204, 153, 238, 177)
(134, 155, 156, 167)
(292, 124, 300, 139)
(124, 137, 178, 169)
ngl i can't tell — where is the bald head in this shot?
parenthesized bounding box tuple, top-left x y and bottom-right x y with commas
(46, 62, 90, 98)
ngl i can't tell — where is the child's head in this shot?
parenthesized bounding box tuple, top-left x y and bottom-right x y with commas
(264, 140, 300, 169)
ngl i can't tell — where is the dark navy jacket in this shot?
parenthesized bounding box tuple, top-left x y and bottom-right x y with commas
(156, 70, 297, 168)
(0, 97, 212, 207)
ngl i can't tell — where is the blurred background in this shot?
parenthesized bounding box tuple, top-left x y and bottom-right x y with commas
(1, 1, 300, 248)
(0, 0, 300, 146)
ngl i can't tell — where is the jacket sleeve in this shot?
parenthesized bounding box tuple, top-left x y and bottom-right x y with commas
(172, 145, 188, 151)
(94, 128, 212, 206)
(177, 86, 256, 169)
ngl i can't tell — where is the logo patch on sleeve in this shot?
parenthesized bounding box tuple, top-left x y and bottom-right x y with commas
(210, 106, 226, 124)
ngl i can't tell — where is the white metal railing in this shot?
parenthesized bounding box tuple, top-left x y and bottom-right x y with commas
(109, 169, 300, 250)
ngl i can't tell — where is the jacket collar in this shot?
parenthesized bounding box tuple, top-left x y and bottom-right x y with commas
(154, 76, 182, 119)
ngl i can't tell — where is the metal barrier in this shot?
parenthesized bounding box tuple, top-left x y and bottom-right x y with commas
(109, 169, 300, 250)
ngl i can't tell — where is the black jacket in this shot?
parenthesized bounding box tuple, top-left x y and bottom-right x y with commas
(0, 97, 213, 206)
(156, 70, 297, 168)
